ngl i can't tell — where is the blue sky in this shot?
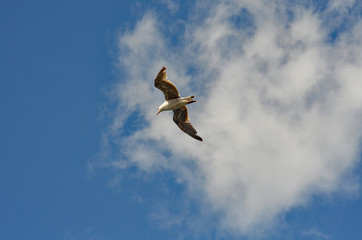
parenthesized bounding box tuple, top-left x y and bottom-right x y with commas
(1, 0, 362, 239)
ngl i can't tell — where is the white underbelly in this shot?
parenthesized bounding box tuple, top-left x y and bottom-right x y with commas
(160, 98, 186, 111)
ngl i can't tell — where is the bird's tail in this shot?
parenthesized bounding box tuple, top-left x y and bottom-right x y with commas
(184, 96, 196, 104)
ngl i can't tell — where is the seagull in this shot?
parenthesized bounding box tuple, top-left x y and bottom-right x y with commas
(155, 66, 203, 142)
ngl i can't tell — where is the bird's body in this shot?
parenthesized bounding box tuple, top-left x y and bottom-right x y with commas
(157, 96, 195, 112)
(154, 67, 203, 141)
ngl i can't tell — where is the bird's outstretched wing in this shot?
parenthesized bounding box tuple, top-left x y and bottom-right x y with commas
(173, 106, 203, 141)
(154, 67, 180, 100)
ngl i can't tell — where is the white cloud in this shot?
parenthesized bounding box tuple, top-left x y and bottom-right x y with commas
(302, 228, 330, 239)
(329, 0, 356, 9)
(157, 0, 179, 13)
(102, 0, 362, 238)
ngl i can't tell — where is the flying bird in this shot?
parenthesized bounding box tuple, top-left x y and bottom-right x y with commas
(155, 66, 203, 141)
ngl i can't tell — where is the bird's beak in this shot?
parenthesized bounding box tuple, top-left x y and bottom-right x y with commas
(156, 109, 161, 116)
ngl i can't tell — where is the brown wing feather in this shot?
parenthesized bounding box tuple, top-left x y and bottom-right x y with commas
(173, 106, 203, 141)
(154, 67, 180, 100)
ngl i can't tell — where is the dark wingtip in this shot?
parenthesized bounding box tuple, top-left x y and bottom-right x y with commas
(194, 135, 203, 141)
(157, 66, 166, 75)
